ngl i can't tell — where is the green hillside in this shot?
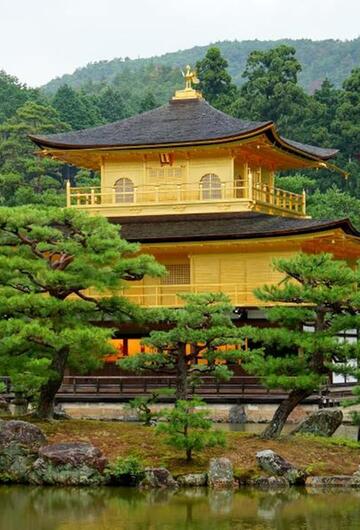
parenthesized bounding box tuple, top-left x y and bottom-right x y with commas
(43, 38, 360, 96)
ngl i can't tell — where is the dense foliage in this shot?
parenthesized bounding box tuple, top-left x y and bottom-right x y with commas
(0, 207, 164, 418)
(241, 253, 360, 438)
(106, 456, 145, 486)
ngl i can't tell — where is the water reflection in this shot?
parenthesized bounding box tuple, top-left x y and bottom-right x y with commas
(1, 485, 360, 530)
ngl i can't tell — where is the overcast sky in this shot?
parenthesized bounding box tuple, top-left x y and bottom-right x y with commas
(1, 0, 359, 87)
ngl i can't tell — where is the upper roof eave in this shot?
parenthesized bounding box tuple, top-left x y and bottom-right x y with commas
(28, 98, 339, 163)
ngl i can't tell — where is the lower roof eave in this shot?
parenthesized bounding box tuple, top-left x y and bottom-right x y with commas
(107, 212, 360, 244)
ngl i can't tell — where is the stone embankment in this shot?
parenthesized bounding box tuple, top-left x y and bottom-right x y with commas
(1, 419, 360, 489)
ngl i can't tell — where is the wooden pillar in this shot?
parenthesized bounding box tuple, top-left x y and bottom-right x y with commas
(66, 180, 71, 207)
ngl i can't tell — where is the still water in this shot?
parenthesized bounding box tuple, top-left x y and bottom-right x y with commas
(1, 485, 360, 530)
(217, 421, 359, 439)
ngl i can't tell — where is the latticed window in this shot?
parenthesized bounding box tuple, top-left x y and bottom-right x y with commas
(161, 264, 190, 285)
(147, 167, 183, 180)
(114, 178, 134, 203)
(200, 173, 222, 200)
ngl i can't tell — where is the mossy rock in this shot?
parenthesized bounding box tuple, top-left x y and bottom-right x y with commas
(0, 420, 47, 483)
(28, 442, 108, 486)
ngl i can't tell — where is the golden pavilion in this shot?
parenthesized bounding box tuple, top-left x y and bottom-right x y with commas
(30, 73, 360, 362)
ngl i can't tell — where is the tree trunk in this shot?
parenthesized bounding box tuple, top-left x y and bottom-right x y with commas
(261, 388, 313, 439)
(175, 345, 188, 400)
(35, 349, 69, 420)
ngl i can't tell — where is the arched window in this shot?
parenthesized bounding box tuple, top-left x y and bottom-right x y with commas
(114, 178, 134, 203)
(200, 173, 222, 200)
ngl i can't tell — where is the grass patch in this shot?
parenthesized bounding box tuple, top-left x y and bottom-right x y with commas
(295, 433, 360, 450)
(31, 419, 360, 476)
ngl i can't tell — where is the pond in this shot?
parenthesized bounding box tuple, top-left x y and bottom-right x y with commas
(216, 421, 359, 440)
(2, 485, 360, 530)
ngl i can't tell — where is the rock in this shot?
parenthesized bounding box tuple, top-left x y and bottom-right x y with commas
(208, 458, 234, 489)
(291, 409, 343, 437)
(306, 475, 354, 488)
(139, 467, 178, 489)
(0, 398, 10, 417)
(0, 420, 47, 483)
(29, 442, 108, 486)
(176, 472, 207, 487)
(249, 476, 290, 490)
(228, 405, 246, 424)
(350, 466, 360, 487)
(0, 420, 46, 450)
(256, 450, 305, 485)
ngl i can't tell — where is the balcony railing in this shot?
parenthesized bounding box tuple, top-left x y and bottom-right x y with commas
(87, 283, 261, 307)
(66, 181, 306, 216)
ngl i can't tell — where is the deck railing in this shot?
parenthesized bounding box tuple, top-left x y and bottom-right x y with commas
(87, 282, 258, 307)
(66, 181, 306, 216)
(0, 375, 350, 404)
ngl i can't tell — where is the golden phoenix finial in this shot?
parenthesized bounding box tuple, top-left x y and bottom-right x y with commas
(182, 65, 200, 90)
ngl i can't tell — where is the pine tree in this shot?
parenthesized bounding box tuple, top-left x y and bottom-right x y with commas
(138, 91, 158, 113)
(196, 47, 237, 109)
(52, 84, 102, 130)
(233, 45, 309, 138)
(157, 398, 225, 462)
(0, 70, 39, 123)
(0, 101, 69, 206)
(0, 206, 164, 418)
(97, 86, 127, 122)
(119, 292, 244, 400)
(241, 253, 360, 439)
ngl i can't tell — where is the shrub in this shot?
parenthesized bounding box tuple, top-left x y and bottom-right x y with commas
(127, 388, 174, 426)
(156, 399, 226, 462)
(106, 456, 145, 486)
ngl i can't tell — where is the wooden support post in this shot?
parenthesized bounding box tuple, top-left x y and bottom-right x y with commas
(302, 190, 306, 215)
(248, 166, 253, 201)
(66, 180, 71, 207)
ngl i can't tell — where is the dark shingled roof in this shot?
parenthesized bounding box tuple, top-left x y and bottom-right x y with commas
(282, 138, 338, 160)
(30, 99, 337, 161)
(109, 212, 359, 244)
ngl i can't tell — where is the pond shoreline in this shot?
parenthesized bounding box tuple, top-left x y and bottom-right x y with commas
(1, 418, 360, 491)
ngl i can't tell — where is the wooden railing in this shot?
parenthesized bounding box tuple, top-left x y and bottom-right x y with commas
(87, 282, 258, 307)
(66, 181, 306, 216)
(252, 183, 306, 215)
(58, 375, 281, 400)
(0, 375, 353, 404)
